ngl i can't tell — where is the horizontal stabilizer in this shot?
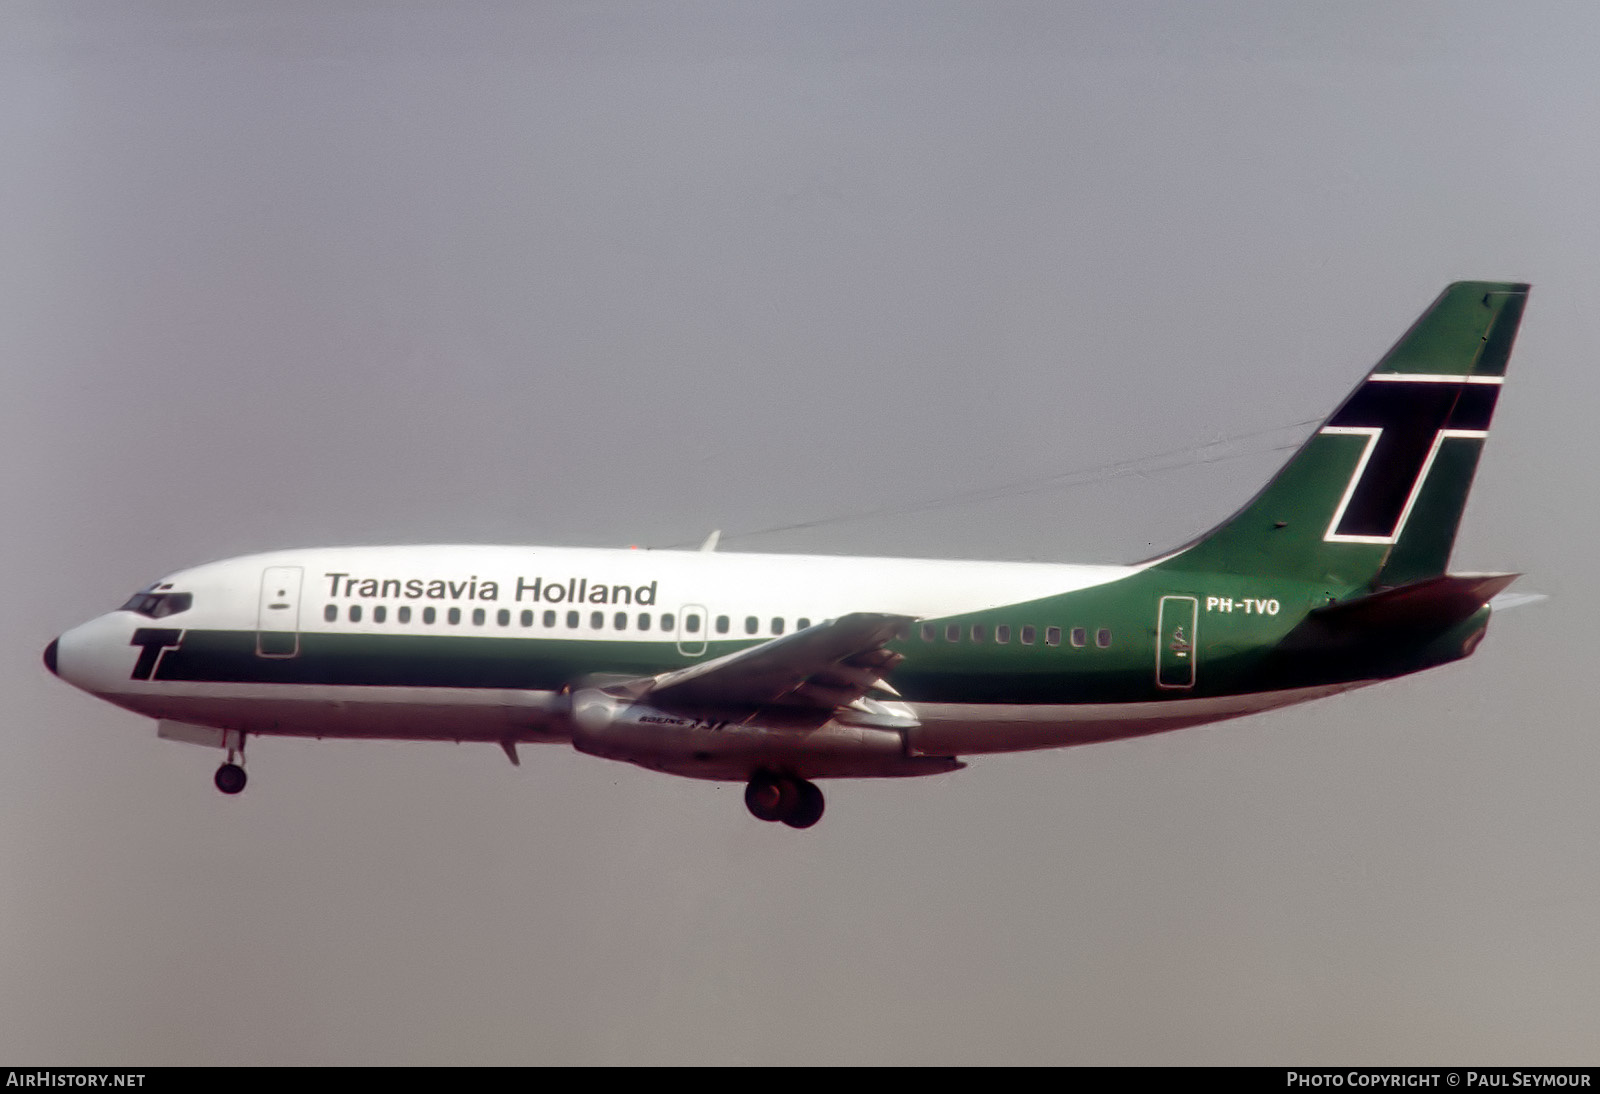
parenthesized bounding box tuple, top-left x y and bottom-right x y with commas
(1311, 572, 1520, 630)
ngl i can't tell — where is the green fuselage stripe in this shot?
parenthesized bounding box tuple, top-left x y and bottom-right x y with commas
(152, 593, 1489, 706)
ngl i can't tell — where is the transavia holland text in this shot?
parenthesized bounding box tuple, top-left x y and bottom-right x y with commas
(323, 573, 659, 606)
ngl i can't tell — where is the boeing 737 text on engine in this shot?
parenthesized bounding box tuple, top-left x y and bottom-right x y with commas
(45, 282, 1531, 827)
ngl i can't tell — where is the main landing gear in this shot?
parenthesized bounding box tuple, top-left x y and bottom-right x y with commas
(214, 731, 247, 795)
(744, 771, 825, 829)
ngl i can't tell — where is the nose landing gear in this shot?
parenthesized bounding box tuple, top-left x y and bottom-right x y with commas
(214, 763, 247, 794)
(744, 771, 825, 828)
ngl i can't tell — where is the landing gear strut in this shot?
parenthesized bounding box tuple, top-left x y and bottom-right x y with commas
(214, 731, 247, 795)
(744, 771, 825, 828)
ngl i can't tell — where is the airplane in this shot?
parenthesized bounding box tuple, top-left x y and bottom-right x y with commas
(44, 281, 1530, 828)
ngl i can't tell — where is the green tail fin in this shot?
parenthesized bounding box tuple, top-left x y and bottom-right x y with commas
(1157, 281, 1529, 590)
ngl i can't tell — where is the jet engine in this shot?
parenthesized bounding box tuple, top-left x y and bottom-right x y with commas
(565, 687, 959, 781)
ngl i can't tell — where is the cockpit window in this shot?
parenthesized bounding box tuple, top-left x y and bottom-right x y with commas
(119, 590, 193, 618)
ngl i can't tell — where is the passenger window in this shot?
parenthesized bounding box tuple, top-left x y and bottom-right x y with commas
(945, 623, 961, 642)
(995, 625, 1010, 644)
(472, 608, 486, 626)
(398, 606, 411, 624)
(497, 609, 510, 626)
(544, 610, 556, 628)
(1046, 627, 1062, 647)
(638, 613, 651, 631)
(1096, 628, 1112, 648)
(973, 624, 988, 643)
(614, 611, 628, 630)
(661, 613, 676, 631)
(771, 617, 784, 635)
(591, 611, 604, 629)
(350, 605, 362, 623)
(745, 616, 758, 635)
(423, 607, 436, 624)
(1020, 625, 1036, 645)
(921, 623, 937, 642)
(716, 615, 729, 634)
(448, 607, 461, 625)
(1070, 627, 1086, 647)
(374, 606, 387, 624)
(566, 611, 579, 629)
(521, 610, 533, 627)
(324, 604, 337, 623)
(797, 617, 811, 630)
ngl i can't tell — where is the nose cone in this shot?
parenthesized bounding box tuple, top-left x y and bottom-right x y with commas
(49, 615, 142, 697)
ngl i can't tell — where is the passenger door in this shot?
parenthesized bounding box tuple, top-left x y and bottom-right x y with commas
(1156, 595, 1197, 689)
(257, 566, 303, 657)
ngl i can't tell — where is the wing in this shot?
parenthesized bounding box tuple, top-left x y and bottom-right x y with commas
(643, 612, 914, 713)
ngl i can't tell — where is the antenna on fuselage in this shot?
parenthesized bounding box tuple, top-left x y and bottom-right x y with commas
(699, 529, 721, 552)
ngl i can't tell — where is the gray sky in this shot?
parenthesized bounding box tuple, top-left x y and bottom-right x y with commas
(5, 1, 1597, 1064)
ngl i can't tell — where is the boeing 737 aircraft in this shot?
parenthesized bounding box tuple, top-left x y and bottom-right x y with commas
(45, 282, 1529, 827)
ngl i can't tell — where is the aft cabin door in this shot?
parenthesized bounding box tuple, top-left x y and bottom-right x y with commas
(257, 566, 303, 657)
(1156, 595, 1198, 689)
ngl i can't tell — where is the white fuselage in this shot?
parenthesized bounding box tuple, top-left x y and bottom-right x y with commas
(49, 543, 1356, 772)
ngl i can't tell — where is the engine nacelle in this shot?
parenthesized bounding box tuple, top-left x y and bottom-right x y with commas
(566, 689, 957, 781)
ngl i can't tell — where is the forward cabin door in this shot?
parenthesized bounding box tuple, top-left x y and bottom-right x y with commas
(1156, 595, 1198, 689)
(257, 566, 304, 657)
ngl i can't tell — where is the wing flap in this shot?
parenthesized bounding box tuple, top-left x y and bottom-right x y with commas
(644, 612, 914, 711)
